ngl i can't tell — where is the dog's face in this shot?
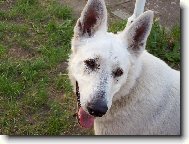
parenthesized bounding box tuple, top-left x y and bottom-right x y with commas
(69, 0, 153, 118)
(70, 33, 130, 112)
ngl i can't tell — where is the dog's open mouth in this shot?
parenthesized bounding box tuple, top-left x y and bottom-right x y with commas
(77, 107, 94, 128)
(75, 81, 94, 128)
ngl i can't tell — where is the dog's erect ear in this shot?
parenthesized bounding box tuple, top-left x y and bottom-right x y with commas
(74, 0, 107, 39)
(122, 10, 154, 57)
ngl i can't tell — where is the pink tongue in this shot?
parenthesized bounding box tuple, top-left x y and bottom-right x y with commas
(78, 107, 94, 128)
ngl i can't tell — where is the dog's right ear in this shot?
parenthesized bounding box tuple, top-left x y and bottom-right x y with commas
(73, 0, 107, 40)
(121, 10, 154, 58)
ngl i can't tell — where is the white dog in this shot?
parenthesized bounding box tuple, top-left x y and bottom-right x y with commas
(68, 0, 180, 135)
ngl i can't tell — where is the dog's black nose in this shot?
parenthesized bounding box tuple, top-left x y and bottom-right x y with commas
(87, 100, 108, 117)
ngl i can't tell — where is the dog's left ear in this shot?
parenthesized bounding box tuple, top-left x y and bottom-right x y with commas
(122, 10, 154, 57)
(73, 0, 107, 39)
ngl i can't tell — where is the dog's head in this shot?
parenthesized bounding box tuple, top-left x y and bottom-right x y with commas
(69, 0, 153, 126)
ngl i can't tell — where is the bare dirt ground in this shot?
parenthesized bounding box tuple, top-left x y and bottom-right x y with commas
(59, 0, 180, 28)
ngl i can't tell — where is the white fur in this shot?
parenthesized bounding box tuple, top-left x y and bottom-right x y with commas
(68, 0, 180, 135)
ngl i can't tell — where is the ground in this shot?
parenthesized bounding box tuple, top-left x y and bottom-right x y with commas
(59, 0, 180, 28)
(0, 0, 180, 135)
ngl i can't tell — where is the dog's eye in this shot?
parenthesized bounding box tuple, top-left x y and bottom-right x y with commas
(113, 68, 123, 77)
(84, 59, 99, 70)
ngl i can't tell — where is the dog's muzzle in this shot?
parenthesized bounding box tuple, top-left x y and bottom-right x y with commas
(74, 81, 108, 128)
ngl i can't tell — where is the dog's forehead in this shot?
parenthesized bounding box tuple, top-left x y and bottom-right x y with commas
(77, 33, 127, 62)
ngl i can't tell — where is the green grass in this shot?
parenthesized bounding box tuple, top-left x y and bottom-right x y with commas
(0, 0, 92, 135)
(0, 0, 180, 135)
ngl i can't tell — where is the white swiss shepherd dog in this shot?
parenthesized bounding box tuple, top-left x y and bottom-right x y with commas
(68, 0, 180, 135)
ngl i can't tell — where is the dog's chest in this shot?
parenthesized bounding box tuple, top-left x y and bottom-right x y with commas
(94, 112, 152, 135)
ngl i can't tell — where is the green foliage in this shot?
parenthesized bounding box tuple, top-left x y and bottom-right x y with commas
(49, 3, 72, 19)
(108, 20, 127, 33)
(146, 21, 180, 69)
(0, 75, 22, 99)
(55, 74, 73, 93)
(0, 44, 6, 57)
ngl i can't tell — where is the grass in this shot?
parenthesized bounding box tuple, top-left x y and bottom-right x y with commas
(0, 0, 92, 135)
(0, 0, 180, 135)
